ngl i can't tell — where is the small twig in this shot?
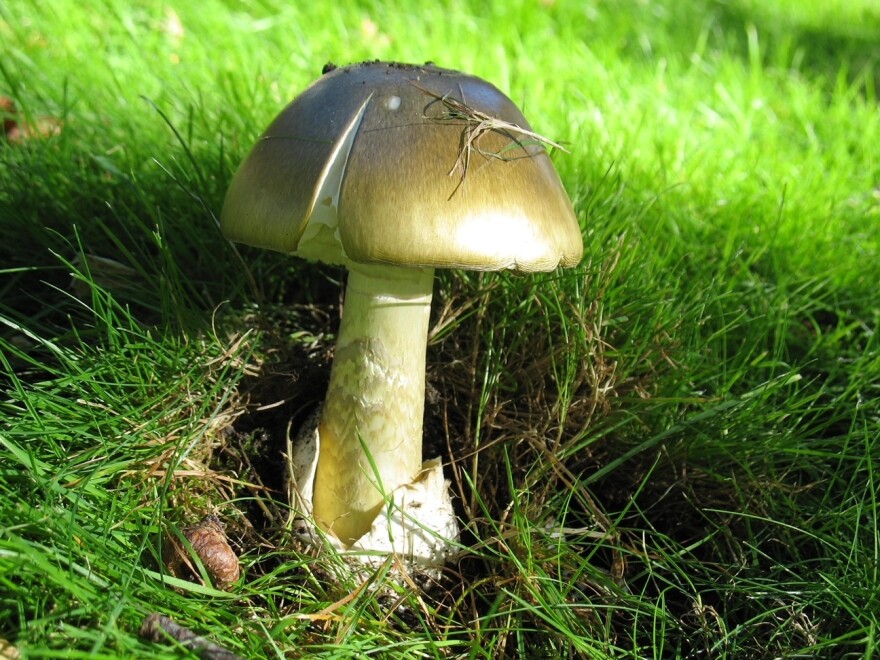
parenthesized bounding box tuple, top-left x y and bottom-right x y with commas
(140, 613, 244, 660)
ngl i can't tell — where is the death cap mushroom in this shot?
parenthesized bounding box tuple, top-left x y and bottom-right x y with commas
(220, 60, 583, 558)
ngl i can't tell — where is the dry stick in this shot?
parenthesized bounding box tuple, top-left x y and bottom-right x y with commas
(140, 613, 244, 660)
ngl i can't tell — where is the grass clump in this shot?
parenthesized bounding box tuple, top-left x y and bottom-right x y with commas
(2, 0, 879, 657)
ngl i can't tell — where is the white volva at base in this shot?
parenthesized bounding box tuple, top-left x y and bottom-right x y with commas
(286, 413, 460, 576)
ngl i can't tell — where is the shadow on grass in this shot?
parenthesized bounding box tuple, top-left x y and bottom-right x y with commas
(717, 0, 880, 96)
(602, 0, 879, 100)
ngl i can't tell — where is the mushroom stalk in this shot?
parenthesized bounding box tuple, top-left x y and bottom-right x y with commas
(313, 262, 435, 545)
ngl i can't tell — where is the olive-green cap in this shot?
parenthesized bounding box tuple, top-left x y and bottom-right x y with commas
(220, 61, 582, 272)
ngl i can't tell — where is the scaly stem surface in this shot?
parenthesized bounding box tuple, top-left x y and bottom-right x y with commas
(313, 263, 434, 545)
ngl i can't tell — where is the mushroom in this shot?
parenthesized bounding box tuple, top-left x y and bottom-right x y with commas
(221, 61, 582, 567)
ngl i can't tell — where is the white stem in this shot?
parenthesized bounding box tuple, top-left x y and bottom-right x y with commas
(313, 263, 435, 545)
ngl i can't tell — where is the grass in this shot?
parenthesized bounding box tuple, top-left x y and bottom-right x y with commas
(1, 0, 879, 656)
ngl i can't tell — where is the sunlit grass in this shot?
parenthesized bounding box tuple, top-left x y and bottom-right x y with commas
(2, 0, 879, 656)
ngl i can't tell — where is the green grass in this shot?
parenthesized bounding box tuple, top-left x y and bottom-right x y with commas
(2, 0, 879, 657)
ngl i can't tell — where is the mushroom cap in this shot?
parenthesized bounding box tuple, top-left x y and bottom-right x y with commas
(221, 61, 582, 272)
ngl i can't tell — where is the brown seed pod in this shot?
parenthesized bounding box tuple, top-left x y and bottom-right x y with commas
(1, 95, 62, 142)
(0, 637, 21, 660)
(164, 515, 240, 589)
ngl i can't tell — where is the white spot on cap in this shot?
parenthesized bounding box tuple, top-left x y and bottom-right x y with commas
(386, 95, 401, 111)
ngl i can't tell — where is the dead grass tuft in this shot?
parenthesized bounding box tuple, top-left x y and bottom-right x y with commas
(413, 82, 568, 197)
(427, 247, 623, 532)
